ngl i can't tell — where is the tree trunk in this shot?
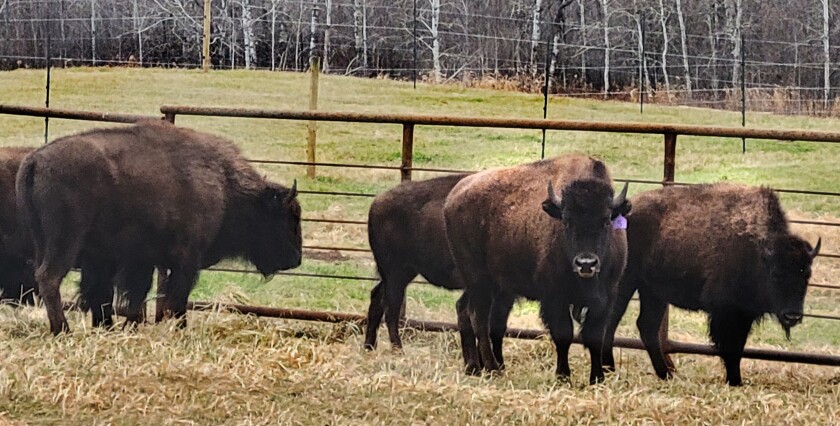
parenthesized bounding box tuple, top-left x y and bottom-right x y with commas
(725, 0, 741, 88)
(675, 0, 690, 95)
(431, 0, 441, 82)
(241, 0, 256, 69)
(271, 1, 277, 70)
(579, 0, 586, 82)
(353, 0, 368, 70)
(90, 0, 96, 65)
(658, 0, 670, 92)
(822, 0, 830, 109)
(530, 0, 543, 76)
(324, 0, 331, 72)
(132, 0, 142, 65)
(601, 0, 610, 97)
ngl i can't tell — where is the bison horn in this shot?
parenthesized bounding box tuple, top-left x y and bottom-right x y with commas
(809, 237, 822, 259)
(611, 182, 629, 209)
(286, 179, 298, 201)
(547, 180, 562, 207)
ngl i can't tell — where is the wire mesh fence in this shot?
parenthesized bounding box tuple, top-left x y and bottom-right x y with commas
(4, 0, 840, 116)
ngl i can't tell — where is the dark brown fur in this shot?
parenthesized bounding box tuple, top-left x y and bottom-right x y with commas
(0, 147, 37, 305)
(364, 174, 517, 357)
(444, 155, 629, 383)
(603, 183, 820, 386)
(17, 121, 302, 334)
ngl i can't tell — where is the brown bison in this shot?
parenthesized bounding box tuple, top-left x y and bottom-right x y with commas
(364, 174, 517, 356)
(0, 147, 37, 305)
(17, 121, 303, 335)
(444, 155, 630, 383)
(602, 183, 821, 386)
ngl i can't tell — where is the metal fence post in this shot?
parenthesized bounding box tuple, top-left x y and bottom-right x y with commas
(401, 123, 415, 182)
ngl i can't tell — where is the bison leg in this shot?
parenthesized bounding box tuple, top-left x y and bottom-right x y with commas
(79, 260, 117, 328)
(489, 292, 515, 370)
(363, 281, 386, 351)
(382, 269, 415, 351)
(541, 300, 574, 381)
(580, 310, 610, 384)
(636, 291, 673, 380)
(468, 288, 501, 374)
(456, 291, 481, 375)
(34, 266, 70, 335)
(154, 269, 171, 323)
(602, 276, 639, 373)
(161, 266, 199, 327)
(119, 263, 154, 327)
(709, 310, 753, 386)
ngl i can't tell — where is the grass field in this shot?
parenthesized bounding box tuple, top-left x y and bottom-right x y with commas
(0, 67, 838, 424)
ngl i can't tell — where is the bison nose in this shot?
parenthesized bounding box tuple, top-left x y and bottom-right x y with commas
(781, 311, 803, 325)
(573, 254, 600, 278)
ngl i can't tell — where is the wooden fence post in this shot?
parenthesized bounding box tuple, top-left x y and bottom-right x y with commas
(306, 7, 321, 179)
(400, 123, 414, 182)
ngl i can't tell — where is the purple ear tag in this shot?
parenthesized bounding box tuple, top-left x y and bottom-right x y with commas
(612, 214, 627, 230)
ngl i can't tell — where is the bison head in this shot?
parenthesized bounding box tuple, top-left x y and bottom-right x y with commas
(249, 180, 302, 276)
(542, 179, 630, 279)
(768, 235, 820, 338)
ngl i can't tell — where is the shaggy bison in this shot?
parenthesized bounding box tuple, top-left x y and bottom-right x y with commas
(0, 147, 37, 305)
(602, 184, 821, 386)
(364, 174, 517, 355)
(444, 155, 630, 383)
(17, 121, 302, 334)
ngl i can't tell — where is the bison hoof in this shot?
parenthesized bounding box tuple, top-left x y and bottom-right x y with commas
(465, 363, 482, 376)
(363, 342, 376, 352)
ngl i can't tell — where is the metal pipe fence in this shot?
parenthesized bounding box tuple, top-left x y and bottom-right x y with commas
(1, 103, 838, 367)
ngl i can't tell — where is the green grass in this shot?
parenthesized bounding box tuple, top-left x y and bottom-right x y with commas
(0, 67, 839, 423)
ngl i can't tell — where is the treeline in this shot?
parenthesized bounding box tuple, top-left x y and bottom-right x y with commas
(1, 0, 839, 110)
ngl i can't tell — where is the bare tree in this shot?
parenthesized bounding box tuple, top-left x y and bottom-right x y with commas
(601, 0, 611, 96)
(240, 0, 256, 69)
(821, 0, 830, 108)
(353, 0, 367, 70)
(675, 0, 691, 95)
(323, 0, 332, 72)
(657, 0, 671, 92)
(90, 0, 97, 65)
(530, 0, 543, 76)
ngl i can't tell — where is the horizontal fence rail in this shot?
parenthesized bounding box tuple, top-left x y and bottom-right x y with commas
(184, 301, 840, 367)
(2, 103, 838, 370)
(159, 105, 840, 143)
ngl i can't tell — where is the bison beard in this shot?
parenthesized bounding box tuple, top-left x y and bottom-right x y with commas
(444, 155, 629, 384)
(602, 183, 820, 386)
(17, 121, 303, 335)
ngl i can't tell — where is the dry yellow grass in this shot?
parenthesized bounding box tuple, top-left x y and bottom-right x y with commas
(1, 307, 838, 425)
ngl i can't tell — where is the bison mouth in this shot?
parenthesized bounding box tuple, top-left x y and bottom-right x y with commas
(575, 269, 598, 279)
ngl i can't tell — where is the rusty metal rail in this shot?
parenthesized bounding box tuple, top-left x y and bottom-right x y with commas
(0, 104, 159, 123)
(185, 301, 840, 367)
(160, 105, 840, 144)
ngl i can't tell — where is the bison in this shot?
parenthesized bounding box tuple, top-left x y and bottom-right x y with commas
(0, 147, 37, 305)
(364, 174, 518, 356)
(444, 155, 630, 383)
(17, 120, 303, 335)
(602, 183, 821, 386)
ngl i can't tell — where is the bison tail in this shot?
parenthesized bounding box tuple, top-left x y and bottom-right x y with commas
(16, 157, 43, 255)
